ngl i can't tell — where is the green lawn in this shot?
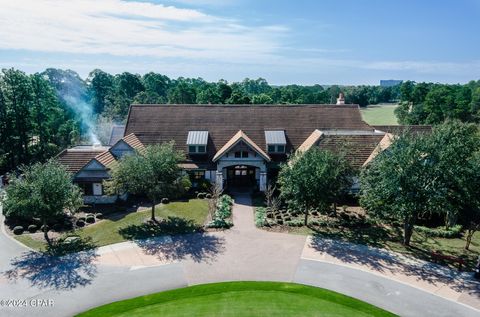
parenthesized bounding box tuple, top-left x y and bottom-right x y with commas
(76, 282, 396, 317)
(361, 104, 399, 125)
(15, 199, 209, 249)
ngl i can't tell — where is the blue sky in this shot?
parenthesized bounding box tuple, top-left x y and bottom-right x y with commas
(0, 0, 479, 84)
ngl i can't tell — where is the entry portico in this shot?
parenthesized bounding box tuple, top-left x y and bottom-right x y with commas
(213, 130, 269, 191)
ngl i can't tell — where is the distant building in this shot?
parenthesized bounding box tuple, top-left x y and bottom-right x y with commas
(380, 80, 403, 87)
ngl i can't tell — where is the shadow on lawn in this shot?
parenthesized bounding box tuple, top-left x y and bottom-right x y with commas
(3, 237, 98, 290)
(309, 233, 480, 296)
(119, 216, 225, 263)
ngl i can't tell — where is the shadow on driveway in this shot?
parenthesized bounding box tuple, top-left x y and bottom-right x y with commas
(309, 236, 480, 297)
(119, 216, 226, 263)
(3, 249, 98, 290)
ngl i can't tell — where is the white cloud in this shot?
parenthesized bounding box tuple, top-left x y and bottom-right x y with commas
(0, 0, 285, 62)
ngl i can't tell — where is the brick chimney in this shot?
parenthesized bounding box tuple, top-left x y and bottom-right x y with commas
(336, 92, 345, 105)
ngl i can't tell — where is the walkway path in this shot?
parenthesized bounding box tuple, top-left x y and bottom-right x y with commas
(0, 196, 479, 317)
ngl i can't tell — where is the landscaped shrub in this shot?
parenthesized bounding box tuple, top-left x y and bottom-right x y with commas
(207, 194, 234, 229)
(52, 223, 62, 232)
(27, 224, 37, 233)
(415, 225, 462, 238)
(206, 219, 233, 229)
(161, 198, 169, 204)
(78, 216, 86, 222)
(95, 213, 104, 219)
(255, 207, 267, 227)
(197, 192, 206, 199)
(286, 219, 304, 227)
(86, 213, 94, 218)
(13, 226, 24, 235)
(86, 216, 95, 224)
(40, 224, 49, 232)
(205, 193, 212, 199)
(76, 219, 85, 227)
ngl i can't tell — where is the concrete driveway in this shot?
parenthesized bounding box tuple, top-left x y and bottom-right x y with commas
(0, 195, 479, 317)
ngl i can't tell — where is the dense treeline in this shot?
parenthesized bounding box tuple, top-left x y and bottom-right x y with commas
(4, 66, 479, 175)
(396, 80, 480, 124)
(85, 70, 401, 120)
(0, 69, 80, 174)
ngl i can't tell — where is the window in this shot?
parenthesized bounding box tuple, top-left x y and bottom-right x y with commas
(235, 151, 248, 158)
(267, 144, 286, 153)
(93, 183, 103, 196)
(188, 145, 206, 154)
(189, 170, 205, 180)
(78, 183, 93, 196)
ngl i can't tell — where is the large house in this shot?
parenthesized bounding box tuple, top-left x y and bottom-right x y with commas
(57, 100, 430, 203)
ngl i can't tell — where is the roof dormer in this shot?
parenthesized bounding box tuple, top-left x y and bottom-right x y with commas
(265, 130, 286, 153)
(187, 131, 208, 154)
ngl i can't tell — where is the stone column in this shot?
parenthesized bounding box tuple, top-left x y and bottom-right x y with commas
(216, 171, 224, 190)
(259, 172, 267, 192)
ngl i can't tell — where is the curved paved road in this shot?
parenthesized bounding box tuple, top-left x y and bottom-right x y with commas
(0, 195, 479, 317)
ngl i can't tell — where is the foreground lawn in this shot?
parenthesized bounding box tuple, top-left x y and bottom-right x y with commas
(15, 199, 209, 249)
(76, 281, 396, 317)
(361, 104, 398, 125)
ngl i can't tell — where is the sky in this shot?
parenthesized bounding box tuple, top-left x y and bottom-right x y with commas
(0, 0, 479, 85)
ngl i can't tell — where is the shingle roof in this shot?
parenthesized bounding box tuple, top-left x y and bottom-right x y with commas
(125, 104, 373, 164)
(316, 134, 386, 169)
(122, 133, 145, 151)
(56, 146, 108, 174)
(363, 133, 394, 166)
(298, 129, 323, 152)
(95, 150, 117, 170)
(108, 125, 125, 146)
(373, 125, 432, 134)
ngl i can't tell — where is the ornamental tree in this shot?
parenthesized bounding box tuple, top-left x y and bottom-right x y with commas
(278, 148, 353, 225)
(2, 160, 83, 247)
(106, 142, 185, 221)
(360, 121, 480, 246)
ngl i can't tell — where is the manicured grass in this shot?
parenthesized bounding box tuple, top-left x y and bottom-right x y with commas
(14, 234, 48, 251)
(76, 282, 396, 317)
(14, 199, 208, 249)
(361, 104, 399, 125)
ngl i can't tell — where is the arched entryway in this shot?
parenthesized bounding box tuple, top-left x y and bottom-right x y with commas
(226, 165, 257, 189)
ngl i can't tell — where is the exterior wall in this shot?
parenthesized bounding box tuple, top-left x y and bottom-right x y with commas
(215, 142, 268, 191)
(84, 195, 118, 204)
(110, 140, 134, 159)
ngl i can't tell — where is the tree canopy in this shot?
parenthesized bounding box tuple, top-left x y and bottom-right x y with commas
(2, 160, 83, 246)
(278, 148, 353, 225)
(106, 143, 188, 221)
(360, 121, 480, 245)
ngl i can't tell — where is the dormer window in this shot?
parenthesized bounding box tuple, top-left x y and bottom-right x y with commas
(187, 131, 208, 154)
(189, 145, 206, 153)
(265, 130, 286, 154)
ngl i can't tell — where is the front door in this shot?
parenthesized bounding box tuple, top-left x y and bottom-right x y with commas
(227, 165, 256, 187)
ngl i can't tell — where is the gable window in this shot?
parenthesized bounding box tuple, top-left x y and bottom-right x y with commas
(235, 151, 249, 158)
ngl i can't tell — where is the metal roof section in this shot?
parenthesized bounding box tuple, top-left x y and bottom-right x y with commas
(265, 130, 286, 144)
(187, 131, 209, 145)
(108, 125, 126, 146)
